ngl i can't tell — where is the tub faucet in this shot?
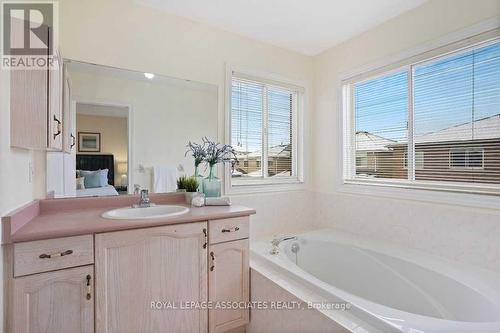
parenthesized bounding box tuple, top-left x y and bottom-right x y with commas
(134, 189, 152, 208)
(270, 236, 297, 255)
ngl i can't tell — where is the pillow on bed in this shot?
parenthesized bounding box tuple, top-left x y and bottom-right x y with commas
(79, 169, 109, 188)
(79, 170, 103, 188)
(99, 169, 109, 187)
(76, 177, 85, 190)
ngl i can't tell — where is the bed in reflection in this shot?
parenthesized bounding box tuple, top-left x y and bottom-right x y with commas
(76, 154, 119, 197)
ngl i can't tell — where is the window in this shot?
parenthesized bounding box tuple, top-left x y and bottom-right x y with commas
(450, 148, 484, 169)
(229, 70, 303, 188)
(404, 151, 424, 170)
(343, 37, 500, 193)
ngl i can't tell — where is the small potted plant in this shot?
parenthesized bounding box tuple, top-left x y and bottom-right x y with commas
(202, 137, 235, 197)
(177, 175, 200, 204)
(186, 141, 206, 192)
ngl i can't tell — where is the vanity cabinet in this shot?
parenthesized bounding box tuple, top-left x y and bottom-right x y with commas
(10, 18, 63, 150)
(7, 215, 251, 333)
(208, 216, 250, 332)
(12, 265, 94, 333)
(95, 222, 208, 333)
(209, 239, 249, 333)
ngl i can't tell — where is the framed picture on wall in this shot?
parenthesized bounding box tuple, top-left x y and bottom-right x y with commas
(78, 132, 101, 152)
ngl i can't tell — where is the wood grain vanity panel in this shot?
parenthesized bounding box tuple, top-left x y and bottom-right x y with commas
(12, 265, 94, 333)
(209, 239, 250, 333)
(209, 217, 249, 244)
(14, 235, 94, 277)
(95, 222, 208, 333)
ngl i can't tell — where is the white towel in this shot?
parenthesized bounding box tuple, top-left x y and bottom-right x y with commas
(205, 196, 232, 206)
(153, 165, 178, 193)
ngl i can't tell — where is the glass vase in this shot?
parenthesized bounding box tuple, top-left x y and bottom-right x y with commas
(194, 164, 204, 193)
(203, 164, 221, 198)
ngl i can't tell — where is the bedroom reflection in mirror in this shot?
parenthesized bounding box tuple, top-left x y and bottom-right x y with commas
(45, 60, 218, 198)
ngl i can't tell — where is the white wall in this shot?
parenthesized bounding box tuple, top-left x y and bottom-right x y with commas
(312, 0, 500, 272)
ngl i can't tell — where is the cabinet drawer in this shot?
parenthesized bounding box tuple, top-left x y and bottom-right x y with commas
(209, 217, 249, 244)
(14, 235, 94, 277)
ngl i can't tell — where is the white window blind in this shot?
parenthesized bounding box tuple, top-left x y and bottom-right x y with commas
(230, 75, 299, 184)
(345, 38, 500, 193)
(354, 71, 408, 179)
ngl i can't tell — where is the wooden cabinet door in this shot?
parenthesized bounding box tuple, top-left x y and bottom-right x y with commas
(9, 18, 48, 149)
(209, 239, 249, 333)
(95, 223, 208, 333)
(12, 265, 94, 333)
(47, 47, 63, 150)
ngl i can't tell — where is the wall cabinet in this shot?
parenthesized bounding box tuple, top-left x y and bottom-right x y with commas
(8, 216, 250, 333)
(10, 18, 63, 150)
(12, 265, 94, 333)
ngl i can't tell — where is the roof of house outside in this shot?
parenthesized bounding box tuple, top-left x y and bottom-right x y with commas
(357, 113, 500, 150)
(356, 131, 397, 152)
(236, 144, 291, 159)
(414, 114, 500, 143)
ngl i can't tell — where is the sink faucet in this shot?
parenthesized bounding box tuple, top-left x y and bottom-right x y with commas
(270, 236, 297, 255)
(134, 189, 152, 208)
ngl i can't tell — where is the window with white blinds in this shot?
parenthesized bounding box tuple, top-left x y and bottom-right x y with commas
(230, 74, 301, 186)
(344, 38, 500, 194)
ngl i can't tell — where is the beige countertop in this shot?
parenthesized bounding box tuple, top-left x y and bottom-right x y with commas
(2, 193, 255, 243)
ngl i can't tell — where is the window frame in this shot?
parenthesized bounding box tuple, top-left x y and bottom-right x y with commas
(340, 24, 500, 201)
(449, 148, 485, 170)
(403, 151, 425, 170)
(225, 65, 306, 194)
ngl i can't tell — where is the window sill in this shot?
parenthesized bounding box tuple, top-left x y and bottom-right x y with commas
(338, 179, 500, 210)
(226, 179, 306, 195)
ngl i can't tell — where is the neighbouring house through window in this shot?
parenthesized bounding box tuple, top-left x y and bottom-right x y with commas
(343, 36, 500, 192)
(229, 70, 303, 188)
(450, 148, 484, 169)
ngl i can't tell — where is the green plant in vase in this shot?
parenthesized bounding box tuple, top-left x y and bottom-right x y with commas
(186, 141, 206, 192)
(177, 175, 199, 192)
(177, 175, 200, 204)
(202, 137, 235, 198)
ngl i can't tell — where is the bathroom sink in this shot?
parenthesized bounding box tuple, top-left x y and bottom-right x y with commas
(102, 205, 189, 220)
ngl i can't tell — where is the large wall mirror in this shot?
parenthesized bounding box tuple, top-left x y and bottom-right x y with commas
(46, 60, 218, 198)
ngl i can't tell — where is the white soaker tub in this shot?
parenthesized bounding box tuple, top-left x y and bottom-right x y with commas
(251, 229, 500, 333)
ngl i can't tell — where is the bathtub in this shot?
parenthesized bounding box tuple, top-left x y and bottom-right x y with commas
(250, 229, 500, 333)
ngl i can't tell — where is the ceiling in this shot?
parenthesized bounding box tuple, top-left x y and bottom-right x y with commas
(135, 0, 427, 56)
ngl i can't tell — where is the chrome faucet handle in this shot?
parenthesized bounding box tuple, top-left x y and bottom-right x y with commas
(271, 236, 297, 247)
(140, 189, 150, 202)
(133, 189, 152, 208)
(270, 236, 297, 255)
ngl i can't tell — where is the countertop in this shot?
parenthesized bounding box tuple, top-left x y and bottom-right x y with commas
(2, 193, 255, 243)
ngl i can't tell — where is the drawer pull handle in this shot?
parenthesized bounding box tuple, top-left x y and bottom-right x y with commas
(39, 249, 73, 259)
(221, 226, 240, 233)
(53, 115, 62, 139)
(210, 251, 215, 272)
(86, 274, 92, 300)
(70, 133, 76, 149)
